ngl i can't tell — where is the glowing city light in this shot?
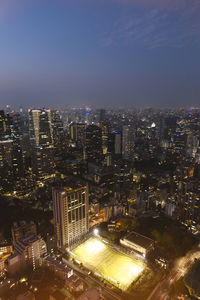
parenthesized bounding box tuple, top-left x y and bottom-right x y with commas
(93, 228, 99, 236)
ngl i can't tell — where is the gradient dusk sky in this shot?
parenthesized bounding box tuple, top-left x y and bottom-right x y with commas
(0, 0, 200, 108)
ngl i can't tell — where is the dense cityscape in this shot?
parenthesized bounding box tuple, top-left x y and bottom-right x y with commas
(0, 105, 200, 300)
(1, 0, 200, 299)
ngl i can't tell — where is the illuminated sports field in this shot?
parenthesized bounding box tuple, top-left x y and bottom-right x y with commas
(71, 237, 145, 291)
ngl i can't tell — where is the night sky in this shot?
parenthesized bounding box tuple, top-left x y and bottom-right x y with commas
(0, 0, 200, 108)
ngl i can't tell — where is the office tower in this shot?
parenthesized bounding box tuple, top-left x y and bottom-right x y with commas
(32, 146, 54, 179)
(51, 110, 64, 145)
(101, 121, 111, 155)
(0, 110, 8, 137)
(28, 109, 54, 179)
(14, 233, 47, 270)
(0, 139, 13, 169)
(114, 131, 122, 155)
(28, 109, 52, 147)
(0, 110, 24, 183)
(0, 139, 14, 190)
(28, 109, 40, 146)
(84, 125, 102, 162)
(122, 125, 135, 160)
(0, 110, 12, 138)
(53, 184, 89, 250)
(174, 133, 187, 154)
(11, 112, 24, 135)
(12, 221, 37, 245)
(69, 122, 86, 148)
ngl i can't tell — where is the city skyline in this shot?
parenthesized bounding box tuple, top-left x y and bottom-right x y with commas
(0, 0, 200, 108)
(1, 104, 200, 298)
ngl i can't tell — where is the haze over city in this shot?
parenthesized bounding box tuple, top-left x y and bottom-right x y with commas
(0, 1, 200, 300)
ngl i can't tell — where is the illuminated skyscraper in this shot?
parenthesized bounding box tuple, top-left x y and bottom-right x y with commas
(28, 109, 53, 147)
(84, 125, 102, 162)
(69, 122, 86, 148)
(51, 110, 64, 145)
(28, 109, 54, 179)
(53, 184, 89, 250)
(114, 131, 122, 155)
(0, 110, 8, 137)
(122, 125, 135, 160)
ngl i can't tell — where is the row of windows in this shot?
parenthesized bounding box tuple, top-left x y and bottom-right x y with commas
(67, 192, 86, 203)
(68, 206, 86, 223)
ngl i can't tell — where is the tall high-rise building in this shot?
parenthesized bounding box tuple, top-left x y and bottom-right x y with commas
(28, 109, 52, 147)
(0, 110, 24, 185)
(53, 184, 89, 250)
(84, 125, 102, 162)
(0, 139, 14, 191)
(32, 146, 54, 179)
(101, 121, 111, 155)
(28, 109, 54, 179)
(51, 110, 64, 145)
(114, 131, 122, 155)
(0, 110, 9, 137)
(0, 139, 13, 169)
(122, 125, 135, 160)
(69, 122, 86, 148)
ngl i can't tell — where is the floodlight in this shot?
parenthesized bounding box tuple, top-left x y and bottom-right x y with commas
(93, 228, 99, 236)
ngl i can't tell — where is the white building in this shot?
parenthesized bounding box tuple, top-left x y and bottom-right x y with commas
(14, 233, 47, 270)
(120, 231, 154, 257)
(53, 184, 89, 250)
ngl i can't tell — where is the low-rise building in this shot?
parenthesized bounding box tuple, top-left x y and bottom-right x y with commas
(120, 231, 154, 257)
(65, 274, 83, 293)
(14, 233, 47, 270)
(43, 256, 73, 280)
(6, 253, 22, 276)
(12, 221, 37, 245)
(0, 243, 13, 257)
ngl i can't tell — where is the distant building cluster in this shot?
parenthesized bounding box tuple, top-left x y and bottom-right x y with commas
(0, 105, 200, 298)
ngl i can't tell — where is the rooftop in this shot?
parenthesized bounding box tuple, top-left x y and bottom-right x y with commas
(122, 231, 154, 249)
(52, 181, 87, 193)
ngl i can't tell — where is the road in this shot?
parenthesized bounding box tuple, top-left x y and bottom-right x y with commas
(62, 258, 122, 300)
(146, 243, 200, 300)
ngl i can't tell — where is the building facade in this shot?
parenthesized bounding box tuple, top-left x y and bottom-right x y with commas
(14, 233, 47, 270)
(53, 184, 89, 250)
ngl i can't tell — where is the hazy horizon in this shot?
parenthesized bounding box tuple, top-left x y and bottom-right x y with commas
(0, 0, 200, 108)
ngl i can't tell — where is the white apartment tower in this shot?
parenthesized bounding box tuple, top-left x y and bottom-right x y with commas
(53, 184, 89, 250)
